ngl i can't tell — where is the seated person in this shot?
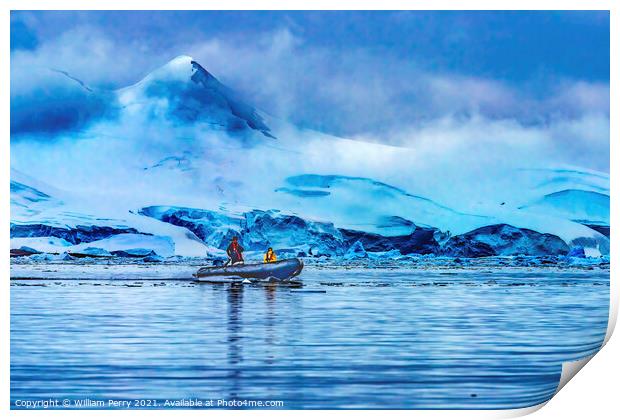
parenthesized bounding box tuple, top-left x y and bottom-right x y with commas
(263, 247, 277, 263)
(226, 236, 244, 265)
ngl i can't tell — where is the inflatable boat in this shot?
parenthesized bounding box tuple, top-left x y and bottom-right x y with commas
(194, 258, 304, 281)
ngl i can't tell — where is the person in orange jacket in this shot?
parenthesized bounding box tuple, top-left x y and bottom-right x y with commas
(263, 247, 277, 263)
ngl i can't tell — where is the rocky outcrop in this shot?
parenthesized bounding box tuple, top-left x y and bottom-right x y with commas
(10, 223, 147, 245)
(340, 227, 440, 255)
(583, 224, 610, 238)
(441, 224, 570, 257)
(440, 237, 496, 258)
(69, 247, 113, 258)
(111, 248, 158, 258)
(143, 254, 164, 263)
(10, 246, 42, 257)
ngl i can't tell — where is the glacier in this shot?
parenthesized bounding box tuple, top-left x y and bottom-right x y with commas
(10, 55, 610, 261)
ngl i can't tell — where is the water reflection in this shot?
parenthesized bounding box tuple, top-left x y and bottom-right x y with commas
(264, 284, 277, 366)
(226, 284, 243, 400)
(10, 269, 609, 409)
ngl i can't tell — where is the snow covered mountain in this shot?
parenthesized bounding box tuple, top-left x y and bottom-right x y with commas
(117, 55, 274, 139)
(10, 56, 610, 259)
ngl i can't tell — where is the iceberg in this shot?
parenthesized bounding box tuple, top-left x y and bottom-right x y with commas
(343, 241, 368, 260)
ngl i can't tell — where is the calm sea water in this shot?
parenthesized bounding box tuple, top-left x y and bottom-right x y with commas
(11, 267, 609, 409)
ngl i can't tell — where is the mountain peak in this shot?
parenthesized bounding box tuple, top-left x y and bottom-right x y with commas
(138, 55, 222, 86)
(118, 56, 275, 139)
(136, 55, 196, 84)
(171, 54, 194, 63)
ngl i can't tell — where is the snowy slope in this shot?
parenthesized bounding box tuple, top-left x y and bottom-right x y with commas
(10, 170, 210, 257)
(11, 168, 65, 220)
(274, 174, 492, 235)
(520, 189, 609, 226)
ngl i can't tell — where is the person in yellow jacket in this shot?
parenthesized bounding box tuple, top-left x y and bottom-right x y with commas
(263, 247, 277, 263)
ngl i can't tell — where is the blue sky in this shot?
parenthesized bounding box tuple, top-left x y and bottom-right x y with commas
(10, 11, 610, 170)
(11, 11, 609, 82)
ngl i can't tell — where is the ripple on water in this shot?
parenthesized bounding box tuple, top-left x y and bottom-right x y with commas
(10, 268, 609, 409)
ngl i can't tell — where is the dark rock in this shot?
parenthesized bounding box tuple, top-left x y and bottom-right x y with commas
(19, 246, 41, 254)
(339, 227, 440, 255)
(441, 236, 496, 258)
(10, 247, 41, 257)
(112, 249, 157, 258)
(143, 255, 164, 263)
(69, 247, 112, 258)
(583, 224, 610, 238)
(188, 60, 275, 139)
(441, 224, 569, 257)
(539, 256, 558, 264)
(275, 187, 331, 197)
(10, 223, 148, 245)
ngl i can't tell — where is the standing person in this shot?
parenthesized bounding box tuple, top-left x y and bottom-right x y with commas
(263, 247, 277, 263)
(226, 236, 244, 265)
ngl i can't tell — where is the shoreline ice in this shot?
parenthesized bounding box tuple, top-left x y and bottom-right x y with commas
(10, 254, 610, 281)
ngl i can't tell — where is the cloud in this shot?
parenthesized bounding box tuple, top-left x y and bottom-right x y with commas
(546, 81, 610, 118)
(10, 25, 160, 88)
(10, 22, 609, 172)
(352, 113, 610, 173)
(10, 19, 38, 51)
(185, 28, 609, 139)
(10, 26, 150, 138)
(10, 68, 119, 137)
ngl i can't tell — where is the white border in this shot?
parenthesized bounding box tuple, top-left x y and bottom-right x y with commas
(2, 2, 616, 419)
